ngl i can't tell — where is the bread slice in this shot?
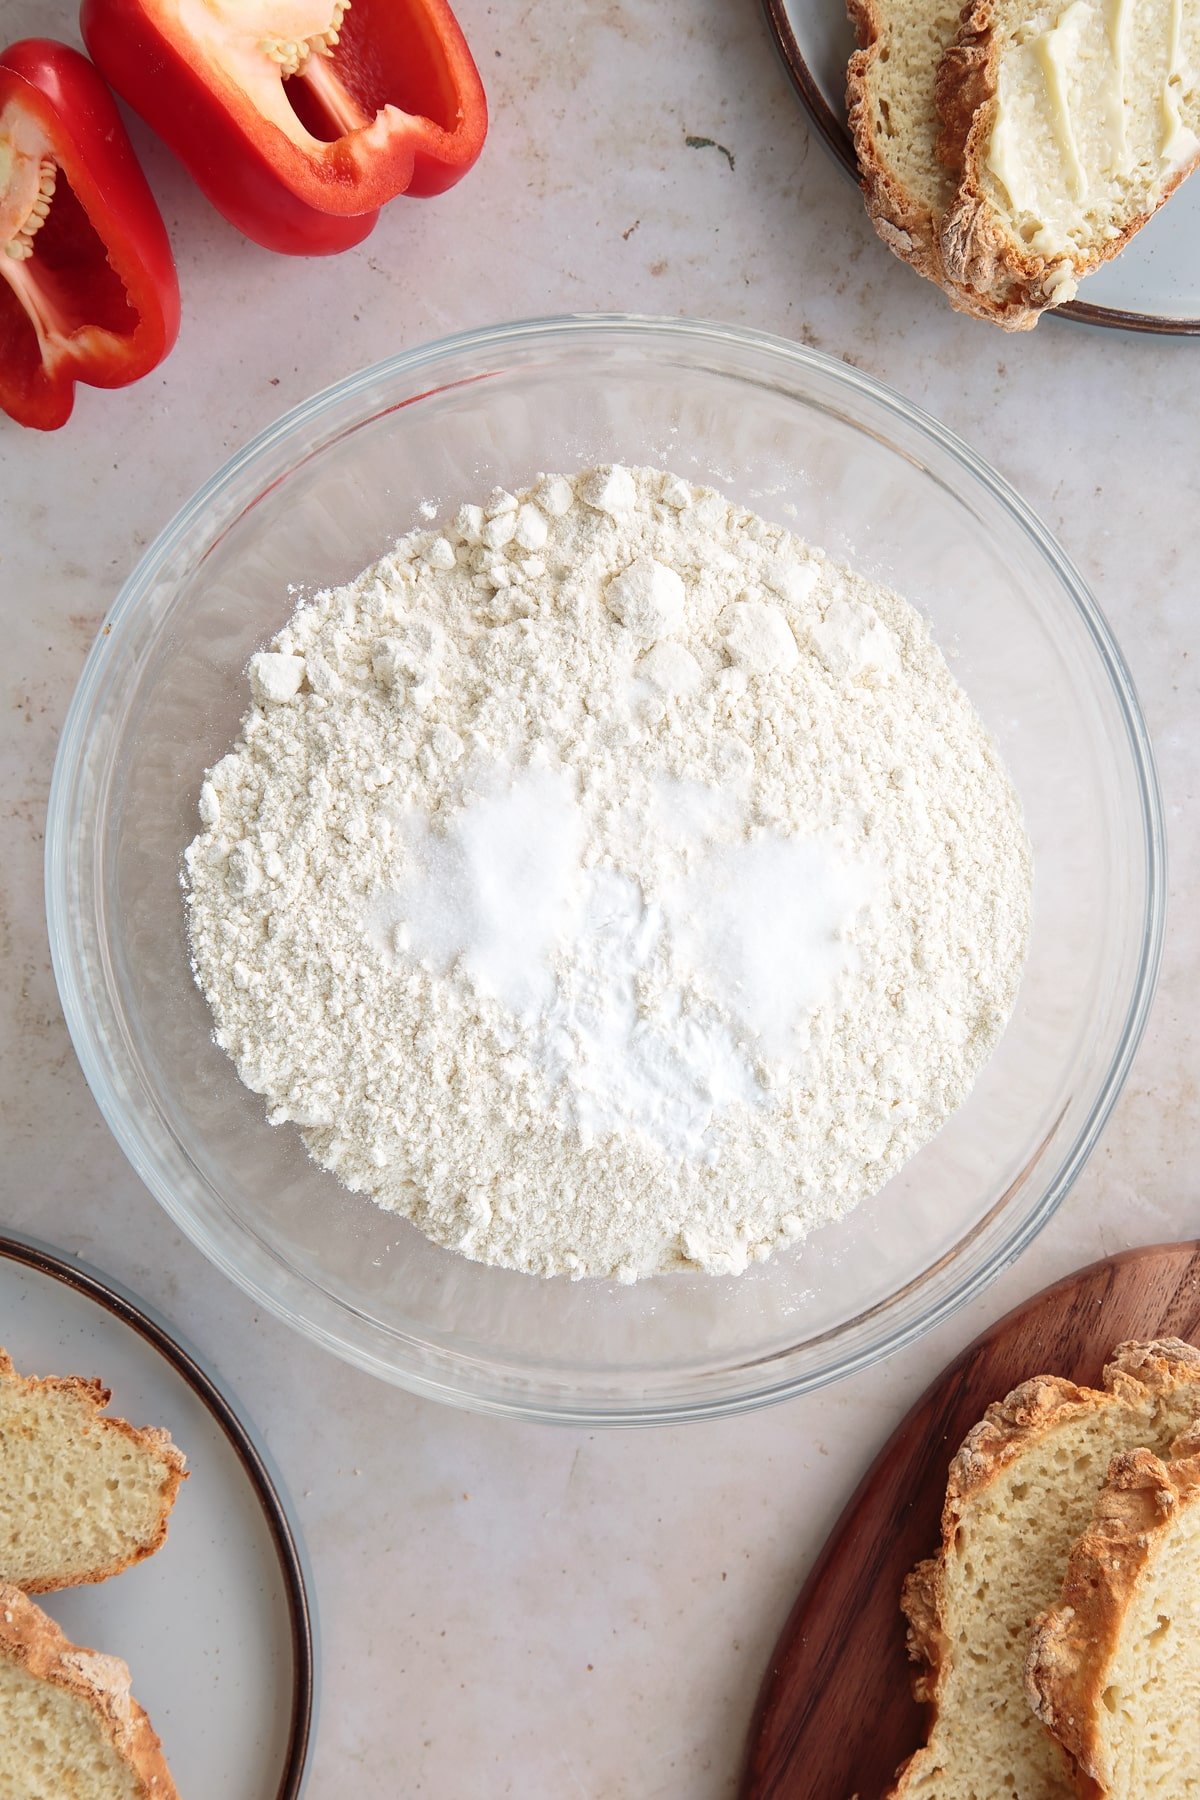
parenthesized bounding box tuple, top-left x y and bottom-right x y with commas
(846, 0, 1047, 322)
(937, 0, 1200, 323)
(0, 1581, 178, 1798)
(885, 1339, 1200, 1798)
(846, 0, 963, 283)
(1027, 1428, 1200, 1798)
(0, 1349, 186, 1592)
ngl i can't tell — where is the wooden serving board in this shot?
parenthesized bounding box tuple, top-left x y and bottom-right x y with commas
(741, 1241, 1200, 1800)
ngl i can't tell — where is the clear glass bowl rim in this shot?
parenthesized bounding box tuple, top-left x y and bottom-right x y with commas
(45, 313, 1166, 1425)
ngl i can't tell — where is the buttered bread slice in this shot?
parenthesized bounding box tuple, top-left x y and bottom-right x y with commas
(886, 1340, 1200, 1799)
(0, 1349, 185, 1592)
(1028, 1429, 1200, 1799)
(938, 0, 1200, 323)
(846, 0, 1034, 319)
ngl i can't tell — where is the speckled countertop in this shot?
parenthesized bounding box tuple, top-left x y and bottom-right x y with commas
(1, 2, 1198, 1794)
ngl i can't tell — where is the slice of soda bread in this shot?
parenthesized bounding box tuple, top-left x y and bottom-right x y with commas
(0, 1349, 186, 1592)
(846, 0, 1052, 323)
(846, 0, 964, 284)
(1027, 1427, 1200, 1798)
(0, 1581, 179, 1799)
(937, 0, 1200, 322)
(886, 1339, 1200, 1798)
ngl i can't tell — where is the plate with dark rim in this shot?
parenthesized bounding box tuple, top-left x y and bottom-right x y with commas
(762, 0, 1200, 334)
(0, 1231, 315, 1798)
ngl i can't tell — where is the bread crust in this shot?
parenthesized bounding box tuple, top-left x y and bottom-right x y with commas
(0, 1348, 187, 1593)
(846, 0, 949, 286)
(0, 1581, 179, 1798)
(845, 0, 1044, 324)
(934, 0, 999, 179)
(933, 0, 1049, 326)
(1027, 1434, 1200, 1798)
(886, 1339, 1200, 1797)
(935, 0, 1200, 326)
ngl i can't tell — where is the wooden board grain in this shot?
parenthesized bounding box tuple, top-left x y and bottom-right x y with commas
(741, 1241, 1200, 1800)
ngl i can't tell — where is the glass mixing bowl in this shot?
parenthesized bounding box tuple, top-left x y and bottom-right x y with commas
(46, 316, 1164, 1424)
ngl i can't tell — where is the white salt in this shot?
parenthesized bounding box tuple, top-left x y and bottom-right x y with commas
(369, 769, 868, 1156)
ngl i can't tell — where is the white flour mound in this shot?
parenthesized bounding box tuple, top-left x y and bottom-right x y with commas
(184, 466, 1032, 1283)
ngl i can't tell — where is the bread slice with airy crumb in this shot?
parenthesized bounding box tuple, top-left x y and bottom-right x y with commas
(846, 0, 1048, 322)
(0, 1348, 186, 1592)
(937, 0, 1200, 323)
(0, 1581, 179, 1798)
(846, 0, 963, 283)
(885, 1339, 1200, 1799)
(1027, 1428, 1200, 1798)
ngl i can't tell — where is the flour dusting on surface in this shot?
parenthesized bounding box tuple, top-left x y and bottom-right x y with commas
(184, 466, 1032, 1282)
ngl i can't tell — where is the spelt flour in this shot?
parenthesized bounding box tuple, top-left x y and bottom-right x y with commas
(184, 465, 1032, 1282)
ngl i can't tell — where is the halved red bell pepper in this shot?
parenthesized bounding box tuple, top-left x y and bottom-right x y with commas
(0, 39, 180, 430)
(80, 0, 488, 257)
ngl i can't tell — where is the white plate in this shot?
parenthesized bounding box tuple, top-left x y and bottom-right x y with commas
(763, 0, 1200, 333)
(0, 1233, 314, 1798)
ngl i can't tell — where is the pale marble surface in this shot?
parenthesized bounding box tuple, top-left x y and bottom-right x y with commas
(1, 2, 1198, 1795)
